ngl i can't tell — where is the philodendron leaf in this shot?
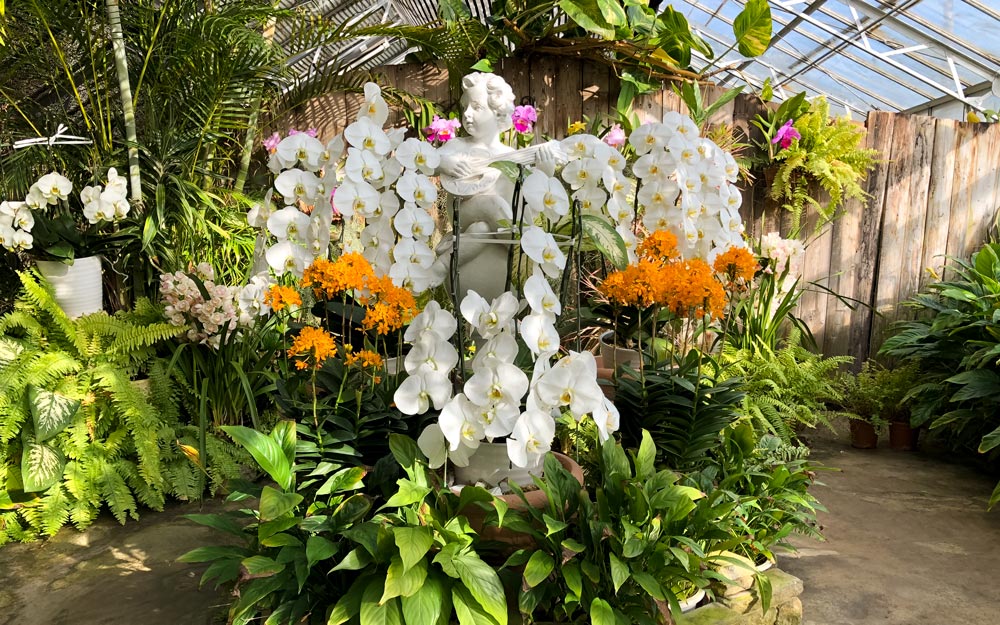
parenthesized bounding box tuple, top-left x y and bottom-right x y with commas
(22, 439, 66, 492)
(559, 0, 614, 39)
(581, 214, 628, 270)
(523, 551, 555, 588)
(733, 0, 772, 57)
(222, 426, 293, 490)
(589, 598, 615, 625)
(28, 386, 80, 442)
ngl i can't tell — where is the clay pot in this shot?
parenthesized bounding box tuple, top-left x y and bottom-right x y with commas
(888, 421, 920, 451)
(461, 452, 584, 548)
(599, 331, 641, 370)
(849, 420, 878, 449)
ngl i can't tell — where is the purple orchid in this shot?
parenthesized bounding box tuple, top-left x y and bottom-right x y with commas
(772, 119, 801, 150)
(603, 123, 626, 148)
(511, 105, 538, 133)
(423, 115, 461, 143)
(263, 132, 281, 152)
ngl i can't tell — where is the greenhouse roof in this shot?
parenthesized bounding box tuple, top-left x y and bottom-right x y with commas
(283, 0, 1000, 118)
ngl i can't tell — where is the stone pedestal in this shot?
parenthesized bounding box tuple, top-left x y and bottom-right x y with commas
(675, 569, 805, 625)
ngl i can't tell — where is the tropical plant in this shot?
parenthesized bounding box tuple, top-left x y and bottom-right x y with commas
(0, 272, 241, 544)
(835, 360, 919, 429)
(880, 243, 1000, 507)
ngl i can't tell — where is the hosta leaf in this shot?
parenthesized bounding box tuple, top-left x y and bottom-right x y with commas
(22, 439, 65, 492)
(28, 386, 80, 442)
(581, 214, 628, 270)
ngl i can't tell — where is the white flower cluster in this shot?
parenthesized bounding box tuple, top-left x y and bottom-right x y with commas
(333, 84, 448, 294)
(759, 231, 804, 277)
(159, 264, 271, 346)
(0, 170, 129, 253)
(629, 111, 745, 259)
(407, 282, 617, 473)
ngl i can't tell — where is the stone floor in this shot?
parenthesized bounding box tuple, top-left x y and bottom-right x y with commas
(782, 423, 1000, 625)
(1, 425, 999, 625)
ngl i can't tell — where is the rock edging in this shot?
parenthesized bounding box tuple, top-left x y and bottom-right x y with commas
(676, 569, 804, 625)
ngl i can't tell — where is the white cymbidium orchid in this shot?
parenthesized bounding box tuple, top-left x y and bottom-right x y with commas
(520, 226, 566, 279)
(35, 172, 73, 204)
(359, 82, 389, 126)
(344, 147, 384, 185)
(594, 396, 621, 442)
(393, 203, 435, 239)
(506, 410, 556, 468)
(394, 138, 440, 174)
(519, 312, 560, 358)
(439, 393, 486, 452)
(275, 133, 326, 172)
(465, 360, 529, 410)
(343, 118, 391, 156)
(533, 351, 604, 419)
(524, 270, 561, 317)
(267, 206, 311, 242)
(405, 334, 459, 376)
(404, 300, 457, 343)
(333, 180, 380, 219)
(394, 370, 452, 415)
(395, 171, 438, 208)
(417, 423, 475, 469)
(265, 240, 311, 277)
(523, 170, 569, 221)
(274, 169, 322, 206)
(460, 291, 520, 339)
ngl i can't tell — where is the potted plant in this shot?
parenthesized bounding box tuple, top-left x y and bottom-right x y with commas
(836, 362, 892, 449)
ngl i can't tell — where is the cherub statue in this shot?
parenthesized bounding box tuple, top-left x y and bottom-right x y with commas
(437, 72, 565, 301)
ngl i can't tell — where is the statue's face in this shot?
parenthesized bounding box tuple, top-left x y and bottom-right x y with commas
(461, 84, 499, 140)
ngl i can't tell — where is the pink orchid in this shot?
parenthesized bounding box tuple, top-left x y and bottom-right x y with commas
(305, 127, 319, 138)
(603, 123, 626, 148)
(772, 119, 801, 150)
(424, 115, 461, 143)
(263, 132, 281, 153)
(511, 105, 538, 133)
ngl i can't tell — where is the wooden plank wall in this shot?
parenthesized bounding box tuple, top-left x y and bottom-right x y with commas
(288, 59, 1000, 366)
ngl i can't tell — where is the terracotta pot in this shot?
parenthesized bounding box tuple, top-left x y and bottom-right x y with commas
(461, 452, 584, 548)
(888, 421, 919, 451)
(35, 255, 103, 317)
(849, 420, 878, 449)
(599, 331, 641, 370)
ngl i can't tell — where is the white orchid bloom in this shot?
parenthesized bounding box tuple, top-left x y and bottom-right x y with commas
(35, 173, 73, 204)
(389, 259, 435, 293)
(637, 181, 680, 212)
(101, 189, 130, 221)
(628, 123, 670, 155)
(104, 168, 128, 201)
(524, 270, 561, 317)
(722, 184, 744, 212)
(594, 143, 627, 172)
(82, 198, 112, 225)
(394, 138, 440, 174)
(465, 361, 529, 409)
(393, 203, 435, 239)
(276, 133, 326, 172)
(265, 240, 311, 276)
(393, 237, 436, 269)
(607, 195, 635, 224)
(520, 226, 566, 278)
(247, 189, 274, 228)
(379, 157, 403, 189)
(387, 127, 407, 151)
(572, 186, 607, 215)
(561, 157, 603, 190)
(594, 396, 620, 443)
(616, 223, 638, 263)
(11, 205, 35, 231)
(307, 206, 333, 256)
(237, 275, 272, 323)
(664, 113, 699, 141)
(274, 169, 322, 206)
(333, 179, 380, 219)
(0, 224, 16, 250)
(560, 134, 601, 160)
(394, 370, 452, 415)
(343, 118, 391, 155)
(364, 243, 393, 275)
(506, 410, 556, 468)
(80, 184, 102, 205)
(405, 301, 457, 343)
(676, 168, 703, 196)
(267, 206, 311, 242)
(0, 201, 21, 218)
(668, 135, 700, 168)
(10, 229, 32, 251)
(404, 334, 459, 375)
(24, 186, 47, 209)
(534, 351, 604, 419)
(359, 82, 389, 126)
(721, 151, 740, 183)
(375, 190, 400, 220)
(523, 170, 569, 221)
(321, 136, 346, 171)
(344, 147, 384, 185)
(693, 160, 726, 190)
(633, 153, 675, 182)
(460, 290, 520, 339)
(602, 170, 633, 198)
(395, 171, 438, 208)
(417, 423, 475, 469)
(641, 206, 674, 233)
(439, 394, 486, 452)
(473, 400, 521, 440)
(361, 219, 395, 255)
(519, 312, 560, 358)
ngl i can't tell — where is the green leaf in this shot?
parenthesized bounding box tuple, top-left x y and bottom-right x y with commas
(596, 0, 627, 26)
(523, 551, 554, 588)
(222, 426, 293, 490)
(382, 556, 428, 602)
(261, 533, 303, 548)
(179, 545, 250, 563)
(259, 485, 303, 522)
(582, 214, 628, 270)
(755, 572, 772, 613)
(361, 578, 403, 625)
(383, 479, 431, 508)
(21, 440, 65, 492)
(632, 571, 665, 600)
(989, 480, 1000, 510)
(307, 535, 338, 568)
(28, 386, 80, 442)
(609, 553, 629, 593)
(635, 430, 656, 481)
(469, 59, 493, 72)
(328, 575, 368, 625)
(389, 434, 422, 472)
(394, 526, 434, 572)
(332, 547, 373, 572)
(980, 425, 1000, 453)
(543, 514, 568, 536)
(761, 77, 774, 102)
(560, 0, 614, 39)
(562, 538, 586, 553)
(184, 513, 246, 538)
(241, 555, 285, 577)
(452, 584, 500, 625)
(318, 467, 367, 495)
(733, 0, 772, 57)
(589, 598, 615, 625)
(401, 573, 448, 625)
(564, 560, 583, 600)
(451, 552, 507, 625)
(270, 420, 297, 468)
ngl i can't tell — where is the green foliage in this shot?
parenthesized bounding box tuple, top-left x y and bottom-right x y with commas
(0, 273, 201, 543)
(722, 330, 850, 442)
(835, 360, 919, 429)
(880, 243, 1000, 506)
(726, 256, 811, 354)
(759, 96, 879, 236)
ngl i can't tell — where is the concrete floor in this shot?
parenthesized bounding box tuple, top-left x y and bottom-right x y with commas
(782, 424, 1000, 625)
(1, 426, 999, 625)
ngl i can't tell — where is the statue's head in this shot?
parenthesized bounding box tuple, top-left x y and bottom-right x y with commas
(460, 72, 515, 137)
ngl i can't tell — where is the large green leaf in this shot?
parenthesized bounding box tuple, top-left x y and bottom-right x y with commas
(589, 598, 615, 625)
(523, 551, 554, 588)
(401, 574, 448, 625)
(317, 467, 367, 496)
(383, 479, 431, 508)
(635, 430, 656, 481)
(382, 556, 428, 602)
(223, 426, 293, 490)
(394, 526, 434, 572)
(241, 555, 285, 577)
(307, 535, 338, 569)
(28, 386, 80, 443)
(270, 420, 297, 468)
(595, 0, 627, 26)
(559, 0, 614, 39)
(452, 584, 500, 625)
(609, 553, 629, 593)
(22, 439, 65, 492)
(259, 485, 303, 522)
(360, 578, 403, 625)
(733, 0, 772, 57)
(581, 214, 628, 270)
(451, 552, 507, 625)
(979, 425, 1000, 453)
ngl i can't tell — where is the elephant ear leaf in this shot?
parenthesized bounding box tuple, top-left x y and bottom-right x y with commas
(22, 438, 66, 492)
(29, 385, 80, 443)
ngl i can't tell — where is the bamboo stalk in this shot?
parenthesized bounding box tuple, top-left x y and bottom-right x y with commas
(106, 0, 142, 204)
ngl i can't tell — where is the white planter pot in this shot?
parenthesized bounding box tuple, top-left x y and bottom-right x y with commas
(35, 255, 103, 318)
(755, 556, 775, 573)
(679, 589, 706, 613)
(453, 442, 541, 488)
(599, 331, 641, 370)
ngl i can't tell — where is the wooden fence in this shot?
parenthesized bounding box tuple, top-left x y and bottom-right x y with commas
(290, 58, 1000, 367)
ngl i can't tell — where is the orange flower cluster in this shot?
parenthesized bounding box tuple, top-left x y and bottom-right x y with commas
(288, 327, 338, 370)
(599, 255, 726, 319)
(361, 275, 417, 335)
(637, 230, 680, 263)
(302, 253, 376, 299)
(345, 349, 384, 370)
(599, 260, 664, 309)
(265, 285, 302, 312)
(713, 246, 758, 284)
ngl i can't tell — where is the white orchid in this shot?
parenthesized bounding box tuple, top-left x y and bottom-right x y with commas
(395, 171, 437, 208)
(104, 168, 128, 200)
(393, 237, 436, 269)
(275, 133, 326, 172)
(439, 393, 486, 452)
(523, 170, 570, 221)
(376, 190, 400, 220)
(561, 134, 601, 160)
(237, 275, 272, 323)
(34, 173, 73, 204)
(637, 181, 680, 212)
(616, 223, 638, 263)
(465, 360, 529, 409)
(10, 229, 32, 251)
(265, 240, 311, 276)
(520, 226, 566, 278)
(393, 203, 435, 239)
(343, 118, 391, 155)
(594, 396, 620, 442)
(506, 410, 556, 468)
(404, 300, 457, 343)
(274, 168, 322, 205)
(333, 180, 380, 219)
(460, 290, 520, 338)
(389, 259, 436, 294)
(24, 186, 47, 209)
(524, 270, 561, 317)
(394, 138, 440, 174)
(404, 334, 459, 375)
(11, 205, 35, 231)
(0, 224, 15, 250)
(628, 123, 670, 155)
(247, 189, 274, 228)
(417, 423, 475, 469)
(344, 147, 384, 185)
(267, 206, 311, 241)
(633, 153, 675, 181)
(359, 82, 389, 126)
(393, 370, 453, 415)
(561, 157, 604, 190)
(533, 351, 604, 419)
(519, 312, 560, 357)
(572, 186, 607, 215)
(472, 332, 520, 368)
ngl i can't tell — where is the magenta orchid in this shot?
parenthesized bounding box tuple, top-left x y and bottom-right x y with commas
(772, 119, 801, 150)
(423, 115, 461, 144)
(511, 105, 538, 133)
(263, 132, 281, 153)
(603, 123, 626, 148)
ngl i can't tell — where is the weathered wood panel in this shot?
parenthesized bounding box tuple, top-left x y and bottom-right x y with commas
(920, 119, 957, 289)
(894, 116, 936, 322)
